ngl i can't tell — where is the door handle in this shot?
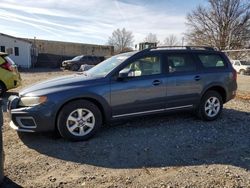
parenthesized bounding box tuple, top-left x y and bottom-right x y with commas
(152, 80, 162, 86)
(194, 75, 201, 81)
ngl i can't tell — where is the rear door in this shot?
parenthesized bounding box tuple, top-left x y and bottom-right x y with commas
(165, 52, 203, 108)
(110, 53, 167, 117)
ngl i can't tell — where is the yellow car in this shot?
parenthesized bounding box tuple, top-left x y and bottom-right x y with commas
(0, 52, 21, 96)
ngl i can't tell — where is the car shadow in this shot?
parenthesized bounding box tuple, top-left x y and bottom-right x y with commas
(1, 177, 22, 188)
(17, 108, 250, 170)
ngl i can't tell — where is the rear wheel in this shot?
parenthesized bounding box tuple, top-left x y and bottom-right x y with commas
(57, 100, 102, 141)
(197, 90, 223, 121)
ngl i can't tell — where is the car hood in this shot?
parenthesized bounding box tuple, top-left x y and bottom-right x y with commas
(63, 60, 76, 63)
(19, 74, 103, 96)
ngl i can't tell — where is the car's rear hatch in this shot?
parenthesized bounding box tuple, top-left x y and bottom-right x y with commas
(0, 53, 21, 80)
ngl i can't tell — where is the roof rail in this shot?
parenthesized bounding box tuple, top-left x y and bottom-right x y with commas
(147, 46, 216, 51)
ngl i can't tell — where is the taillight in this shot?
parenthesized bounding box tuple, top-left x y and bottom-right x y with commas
(232, 69, 237, 81)
(0, 62, 13, 72)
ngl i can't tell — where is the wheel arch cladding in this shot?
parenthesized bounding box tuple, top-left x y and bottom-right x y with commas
(55, 97, 107, 130)
(205, 86, 227, 103)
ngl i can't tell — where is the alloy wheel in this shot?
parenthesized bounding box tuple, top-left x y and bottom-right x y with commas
(204, 97, 221, 118)
(66, 108, 95, 136)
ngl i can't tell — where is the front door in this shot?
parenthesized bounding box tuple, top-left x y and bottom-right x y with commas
(110, 54, 167, 118)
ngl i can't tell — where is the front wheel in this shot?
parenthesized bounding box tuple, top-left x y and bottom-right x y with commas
(57, 100, 102, 141)
(196, 91, 223, 121)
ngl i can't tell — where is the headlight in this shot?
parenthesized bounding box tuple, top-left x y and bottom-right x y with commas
(19, 96, 47, 107)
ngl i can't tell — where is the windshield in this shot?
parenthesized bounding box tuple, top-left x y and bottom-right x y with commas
(72, 55, 83, 61)
(240, 61, 250, 65)
(87, 52, 135, 77)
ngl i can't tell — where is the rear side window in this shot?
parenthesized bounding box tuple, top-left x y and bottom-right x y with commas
(167, 54, 196, 73)
(198, 54, 226, 68)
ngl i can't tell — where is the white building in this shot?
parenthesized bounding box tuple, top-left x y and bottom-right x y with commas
(0, 33, 32, 68)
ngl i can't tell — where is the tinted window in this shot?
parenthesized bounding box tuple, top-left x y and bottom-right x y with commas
(167, 54, 196, 73)
(121, 56, 161, 77)
(91, 57, 98, 62)
(81, 56, 88, 61)
(72, 55, 83, 61)
(198, 54, 226, 68)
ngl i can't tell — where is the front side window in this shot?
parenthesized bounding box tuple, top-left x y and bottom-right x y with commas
(167, 54, 196, 73)
(198, 54, 226, 68)
(120, 56, 161, 77)
(72, 55, 83, 61)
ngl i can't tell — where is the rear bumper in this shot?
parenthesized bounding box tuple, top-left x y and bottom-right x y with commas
(226, 90, 237, 102)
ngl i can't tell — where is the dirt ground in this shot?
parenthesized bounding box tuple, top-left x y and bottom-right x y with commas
(1, 69, 250, 187)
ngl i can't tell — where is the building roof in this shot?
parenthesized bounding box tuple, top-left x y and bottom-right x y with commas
(0, 33, 32, 44)
(25, 38, 113, 48)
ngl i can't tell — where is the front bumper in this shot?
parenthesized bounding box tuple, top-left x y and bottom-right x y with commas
(61, 62, 72, 70)
(8, 95, 56, 133)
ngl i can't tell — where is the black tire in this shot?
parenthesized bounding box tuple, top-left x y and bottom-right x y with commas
(240, 70, 245, 75)
(0, 83, 6, 97)
(196, 90, 223, 121)
(57, 100, 102, 141)
(70, 64, 79, 71)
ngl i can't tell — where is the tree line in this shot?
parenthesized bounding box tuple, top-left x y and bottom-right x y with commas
(107, 0, 250, 53)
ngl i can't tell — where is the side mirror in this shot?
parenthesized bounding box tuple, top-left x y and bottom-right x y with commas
(118, 68, 130, 79)
(118, 72, 129, 79)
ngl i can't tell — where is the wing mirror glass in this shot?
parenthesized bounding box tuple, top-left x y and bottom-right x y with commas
(118, 68, 131, 79)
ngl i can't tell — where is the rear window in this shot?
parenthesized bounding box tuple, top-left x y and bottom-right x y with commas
(198, 54, 226, 68)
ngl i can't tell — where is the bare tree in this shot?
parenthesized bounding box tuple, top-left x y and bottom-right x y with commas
(185, 0, 250, 50)
(163, 34, 180, 46)
(108, 28, 134, 53)
(144, 33, 159, 43)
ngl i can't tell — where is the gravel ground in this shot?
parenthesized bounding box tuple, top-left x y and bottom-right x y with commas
(237, 75, 250, 92)
(1, 69, 250, 187)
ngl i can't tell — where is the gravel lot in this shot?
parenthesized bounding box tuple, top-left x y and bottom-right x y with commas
(1, 70, 250, 187)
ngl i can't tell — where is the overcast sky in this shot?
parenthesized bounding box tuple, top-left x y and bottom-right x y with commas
(0, 0, 206, 45)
